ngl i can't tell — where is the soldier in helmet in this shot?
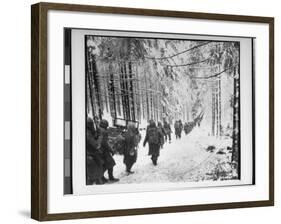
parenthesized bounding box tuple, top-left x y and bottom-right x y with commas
(163, 119, 172, 143)
(86, 117, 104, 185)
(143, 120, 162, 165)
(157, 121, 165, 149)
(179, 119, 183, 138)
(123, 122, 141, 175)
(97, 119, 119, 182)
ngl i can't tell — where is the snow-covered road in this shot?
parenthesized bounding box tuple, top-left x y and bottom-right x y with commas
(112, 126, 233, 184)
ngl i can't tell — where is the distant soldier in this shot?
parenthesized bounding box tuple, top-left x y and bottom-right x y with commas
(198, 113, 204, 127)
(123, 123, 141, 175)
(179, 120, 183, 138)
(157, 121, 165, 149)
(97, 119, 119, 182)
(143, 120, 162, 165)
(86, 117, 104, 185)
(184, 122, 189, 135)
(163, 120, 172, 143)
(174, 120, 183, 139)
(174, 120, 180, 139)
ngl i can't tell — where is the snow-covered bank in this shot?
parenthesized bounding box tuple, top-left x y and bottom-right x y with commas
(110, 126, 236, 184)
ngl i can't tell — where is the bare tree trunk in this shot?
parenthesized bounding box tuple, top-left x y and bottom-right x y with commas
(113, 62, 121, 116)
(90, 55, 102, 119)
(232, 68, 240, 176)
(86, 69, 95, 119)
(144, 68, 150, 120)
(128, 61, 135, 121)
(108, 63, 117, 120)
(134, 63, 141, 122)
(215, 80, 218, 136)
(120, 62, 127, 120)
(218, 76, 222, 136)
(211, 80, 215, 136)
(124, 63, 131, 121)
(85, 48, 98, 120)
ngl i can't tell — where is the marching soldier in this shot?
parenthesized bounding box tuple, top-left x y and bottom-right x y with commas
(123, 123, 141, 175)
(157, 121, 165, 149)
(86, 117, 104, 185)
(163, 120, 172, 143)
(97, 119, 119, 182)
(143, 120, 162, 165)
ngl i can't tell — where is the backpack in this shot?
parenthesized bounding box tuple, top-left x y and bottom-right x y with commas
(113, 134, 125, 154)
(164, 123, 170, 131)
(148, 127, 159, 144)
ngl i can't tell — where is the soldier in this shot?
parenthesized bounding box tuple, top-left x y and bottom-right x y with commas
(184, 122, 189, 135)
(143, 120, 162, 165)
(174, 120, 180, 139)
(157, 121, 165, 149)
(97, 119, 119, 182)
(163, 120, 172, 143)
(86, 117, 104, 185)
(123, 123, 141, 175)
(179, 119, 183, 138)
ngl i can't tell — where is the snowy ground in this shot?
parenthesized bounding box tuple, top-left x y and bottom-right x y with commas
(111, 126, 236, 184)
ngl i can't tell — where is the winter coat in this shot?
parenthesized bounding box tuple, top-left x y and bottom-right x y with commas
(157, 126, 165, 146)
(179, 121, 183, 131)
(143, 126, 162, 145)
(86, 129, 104, 180)
(148, 142, 161, 157)
(143, 123, 162, 157)
(163, 122, 171, 134)
(175, 121, 183, 130)
(97, 127, 116, 170)
(123, 128, 140, 167)
(184, 123, 188, 133)
(174, 121, 183, 137)
(174, 121, 180, 130)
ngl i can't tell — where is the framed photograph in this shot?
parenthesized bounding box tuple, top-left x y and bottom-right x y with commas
(31, 2, 274, 221)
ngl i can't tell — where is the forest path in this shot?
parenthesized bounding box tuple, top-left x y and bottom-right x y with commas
(112, 126, 231, 184)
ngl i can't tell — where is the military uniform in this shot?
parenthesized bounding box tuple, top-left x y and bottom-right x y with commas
(86, 118, 104, 185)
(123, 124, 141, 174)
(98, 119, 119, 182)
(143, 120, 162, 165)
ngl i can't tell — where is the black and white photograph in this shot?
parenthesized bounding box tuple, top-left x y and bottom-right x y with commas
(84, 33, 243, 187)
(30, 3, 273, 220)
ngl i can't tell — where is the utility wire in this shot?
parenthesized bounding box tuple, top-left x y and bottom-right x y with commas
(145, 41, 212, 60)
(164, 57, 211, 68)
(191, 64, 237, 80)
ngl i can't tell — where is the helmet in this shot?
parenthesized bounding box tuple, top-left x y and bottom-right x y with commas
(127, 122, 136, 132)
(99, 119, 109, 129)
(149, 119, 156, 128)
